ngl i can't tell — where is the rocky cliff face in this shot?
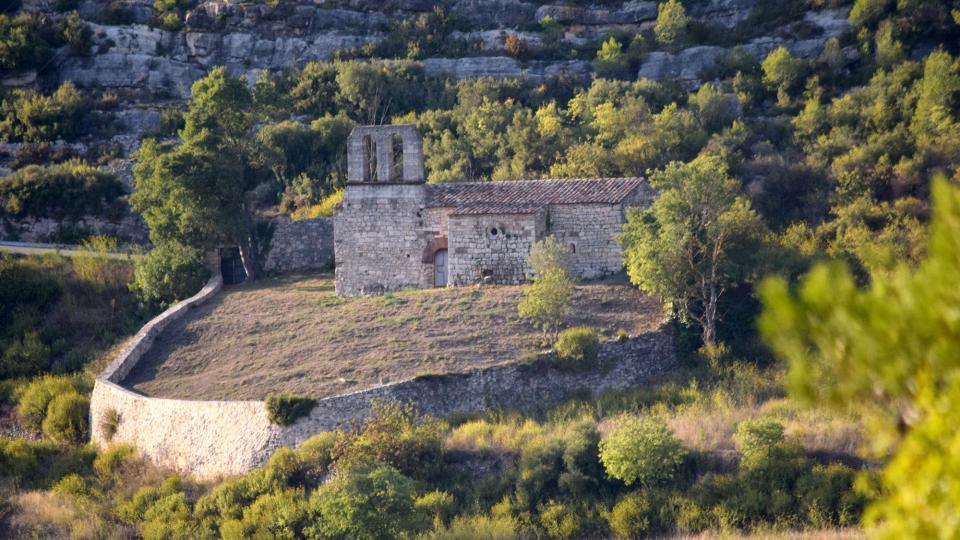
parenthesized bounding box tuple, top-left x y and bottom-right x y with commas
(11, 0, 854, 143)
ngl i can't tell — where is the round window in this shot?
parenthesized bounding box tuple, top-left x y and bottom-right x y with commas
(489, 227, 499, 236)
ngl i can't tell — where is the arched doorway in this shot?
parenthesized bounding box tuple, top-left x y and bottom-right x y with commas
(434, 249, 448, 287)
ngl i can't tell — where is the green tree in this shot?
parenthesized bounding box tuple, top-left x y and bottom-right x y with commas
(621, 154, 768, 347)
(594, 36, 631, 79)
(910, 50, 960, 144)
(654, 0, 689, 48)
(599, 416, 686, 487)
(759, 179, 960, 539)
(132, 67, 262, 280)
(518, 236, 575, 338)
(762, 47, 806, 107)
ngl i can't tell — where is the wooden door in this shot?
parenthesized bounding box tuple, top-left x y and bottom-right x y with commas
(434, 249, 448, 287)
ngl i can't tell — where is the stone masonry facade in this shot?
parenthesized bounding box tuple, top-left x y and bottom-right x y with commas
(262, 216, 334, 275)
(334, 125, 654, 296)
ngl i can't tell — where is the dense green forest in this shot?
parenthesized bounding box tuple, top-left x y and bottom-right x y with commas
(2, 0, 960, 538)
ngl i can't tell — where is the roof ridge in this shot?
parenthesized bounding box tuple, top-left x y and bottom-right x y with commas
(430, 177, 643, 187)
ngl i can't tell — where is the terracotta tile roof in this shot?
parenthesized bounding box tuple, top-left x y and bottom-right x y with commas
(427, 177, 647, 215)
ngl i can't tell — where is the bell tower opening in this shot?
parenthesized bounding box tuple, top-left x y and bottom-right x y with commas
(347, 124, 425, 184)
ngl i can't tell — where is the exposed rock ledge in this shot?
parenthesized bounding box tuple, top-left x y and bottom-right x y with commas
(636, 8, 853, 85)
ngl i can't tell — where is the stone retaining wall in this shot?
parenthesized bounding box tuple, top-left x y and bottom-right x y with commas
(262, 216, 334, 275)
(91, 272, 676, 479)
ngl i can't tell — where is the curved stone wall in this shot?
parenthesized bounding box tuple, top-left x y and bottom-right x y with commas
(91, 272, 675, 479)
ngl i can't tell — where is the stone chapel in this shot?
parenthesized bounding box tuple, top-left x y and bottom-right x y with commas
(333, 124, 653, 296)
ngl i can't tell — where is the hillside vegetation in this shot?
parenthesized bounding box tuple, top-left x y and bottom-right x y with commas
(1, 0, 960, 538)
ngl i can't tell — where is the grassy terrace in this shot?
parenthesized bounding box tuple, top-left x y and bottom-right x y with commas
(124, 274, 664, 400)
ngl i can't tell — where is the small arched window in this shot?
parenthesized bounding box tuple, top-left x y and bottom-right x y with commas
(363, 135, 377, 182)
(391, 133, 404, 181)
(570, 243, 576, 254)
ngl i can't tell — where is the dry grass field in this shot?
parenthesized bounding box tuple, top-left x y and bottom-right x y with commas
(124, 273, 664, 400)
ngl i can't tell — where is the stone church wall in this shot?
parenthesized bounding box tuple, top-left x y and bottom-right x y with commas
(447, 210, 546, 286)
(334, 184, 430, 296)
(548, 203, 627, 279)
(262, 216, 334, 275)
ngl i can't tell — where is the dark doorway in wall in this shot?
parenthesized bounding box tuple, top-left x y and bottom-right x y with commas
(434, 248, 448, 287)
(220, 247, 247, 285)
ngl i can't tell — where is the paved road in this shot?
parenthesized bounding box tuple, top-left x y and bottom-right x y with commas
(0, 240, 141, 260)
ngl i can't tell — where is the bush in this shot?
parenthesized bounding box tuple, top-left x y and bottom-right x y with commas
(415, 490, 456, 525)
(297, 431, 337, 484)
(334, 401, 446, 480)
(795, 463, 864, 527)
(554, 326, 599, 369)
(514, 437, 565, 510)
(265, 393, 317, 426)
(0, 437, 95, 488)
(17, 374, 89, 431)
(735, 418, 785, 464)
(41, 391, 90, 444)
(0, 13, 62, 72)
(0, 159, 124, 219)
(290, 189, 344, 220)
(599, 416, 687, 487)
(539, 500, 583, 539)
(422, 514, 517, 540)
(131, 242, 209, 308)
(305, 464, 429, 539)
(93, 444, 139, 483)
(608, 491, 652, 539)
(558, 421, 604, 498)
(219, 489, 308, 540)
(0, 82, 89, 143)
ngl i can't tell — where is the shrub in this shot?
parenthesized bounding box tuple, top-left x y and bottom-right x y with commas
(415, 490, 456, 526)
(554, 326, 599, 369)
(599, 416, 687, 487)
(539, 500, 583, 539)
(558, 421, 603, 497)
(17, 374, 89, 431)
(0, 159, 123, 219)
(93, 444, 138, 482)
(422, 514, 517, 540)
(52, 473, 87, 498)
(504, 33, 529, 61)
(305, 464, 429, 540)
(0, 437, 95, 488)
(219, 489, 308, 540)
(795, 463, 865, 527)
(140, 492, 203, 540)
(0, 82, 88, 143)
(608, 492, 652, 539)
(41, 391, 89, 445)
(297, 431, 337, 483)
(265, 393, 317, 426)
(334, 401, 446, 480)
(131, 242, 209, 308)
(514, 437, 565, 510)
(1, 331, 52, 379)
(96, 408, 120, 443)
(734, 418, 785, 463)
(0, 13, 62, 72)
(290, 189, 344, 220)
(73, 236, 130, 292)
